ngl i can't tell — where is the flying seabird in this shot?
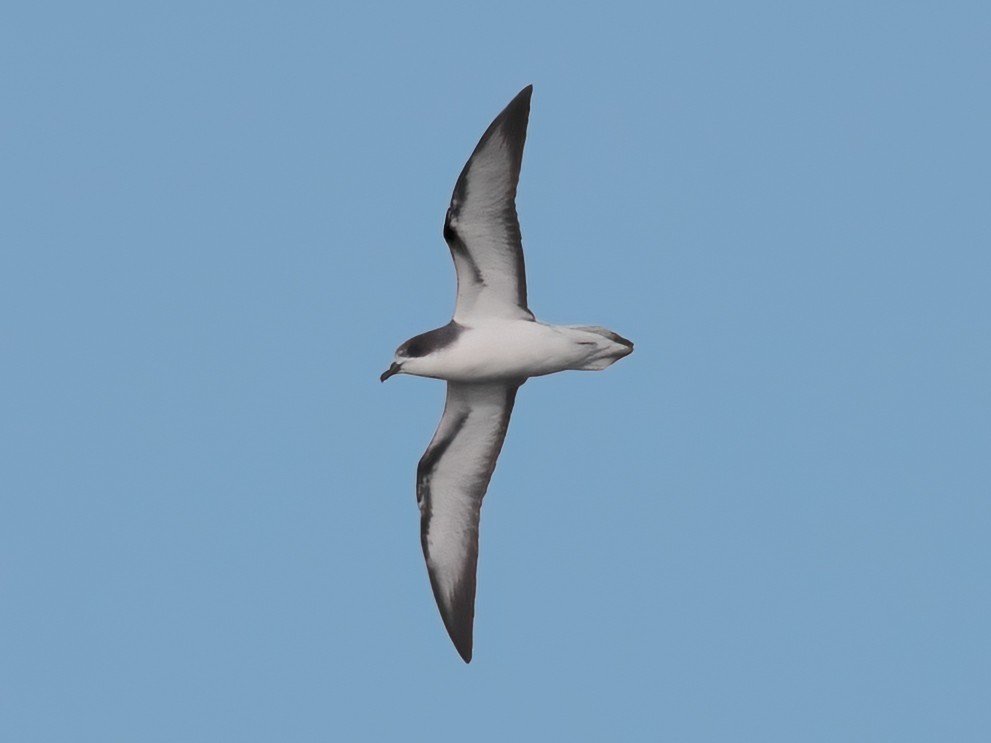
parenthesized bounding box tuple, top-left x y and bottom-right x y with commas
(381, 85, 633, 662)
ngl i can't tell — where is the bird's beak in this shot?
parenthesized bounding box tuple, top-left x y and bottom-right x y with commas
(380, 362, 402, 383)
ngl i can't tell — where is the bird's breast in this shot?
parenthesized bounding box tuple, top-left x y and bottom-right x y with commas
(425, 321, 587, 382)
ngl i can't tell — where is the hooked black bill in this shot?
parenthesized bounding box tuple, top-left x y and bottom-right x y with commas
(380, 362, 402, 382)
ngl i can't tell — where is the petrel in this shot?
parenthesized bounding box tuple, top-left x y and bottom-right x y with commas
(381, 85, 633, 662)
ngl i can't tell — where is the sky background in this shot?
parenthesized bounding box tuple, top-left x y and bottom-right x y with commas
(2, 2, 989, 741)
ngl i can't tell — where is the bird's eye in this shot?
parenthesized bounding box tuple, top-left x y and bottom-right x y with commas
(398, 337, 427, 357)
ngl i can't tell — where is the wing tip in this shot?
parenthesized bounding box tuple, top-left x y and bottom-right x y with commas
(422, 535, 479, 663)
(425, 558, 477, 663)
(453, 631, 473, 663)
(437, 588, 476, 663)
(506, 84, 533, 120)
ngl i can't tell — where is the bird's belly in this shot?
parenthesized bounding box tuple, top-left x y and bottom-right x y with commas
(436, 321, 591, 382)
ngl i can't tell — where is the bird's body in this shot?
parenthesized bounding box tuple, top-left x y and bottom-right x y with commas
(394, 319, 631, 382)
(382, 85, 632, 662)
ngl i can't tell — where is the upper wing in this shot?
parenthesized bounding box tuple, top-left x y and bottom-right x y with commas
(443, 85, 534, 323)
(416, 381, 522, 662)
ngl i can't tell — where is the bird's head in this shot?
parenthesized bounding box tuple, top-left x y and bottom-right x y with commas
(381, 324, 462, 382)
(379, 339, 429, 382)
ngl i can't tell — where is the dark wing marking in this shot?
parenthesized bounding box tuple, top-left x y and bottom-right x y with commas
(416, 381, 522, 662)
(444, 85, 534, 323)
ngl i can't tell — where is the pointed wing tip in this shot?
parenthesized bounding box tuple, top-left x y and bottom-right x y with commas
(440, 601, 475, 663)
(496, 85, 532, 123)
(424, 551, 478, 664)
(511, 84, 533, 109)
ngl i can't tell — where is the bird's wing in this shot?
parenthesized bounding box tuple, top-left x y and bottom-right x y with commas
(417, 380, 522, 662)
(444, 85, 534, 323)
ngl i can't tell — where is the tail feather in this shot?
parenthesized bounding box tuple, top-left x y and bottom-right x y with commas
(570, 325, 634, 351)
(565, 325, 634, 370)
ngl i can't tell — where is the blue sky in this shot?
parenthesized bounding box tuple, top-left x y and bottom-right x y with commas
(2, 2, 989, 740)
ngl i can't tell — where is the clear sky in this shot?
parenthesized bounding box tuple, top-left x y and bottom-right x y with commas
(2, 2, 989, 741)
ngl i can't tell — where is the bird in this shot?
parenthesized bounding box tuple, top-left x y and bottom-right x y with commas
(381, 85, 633, 662)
